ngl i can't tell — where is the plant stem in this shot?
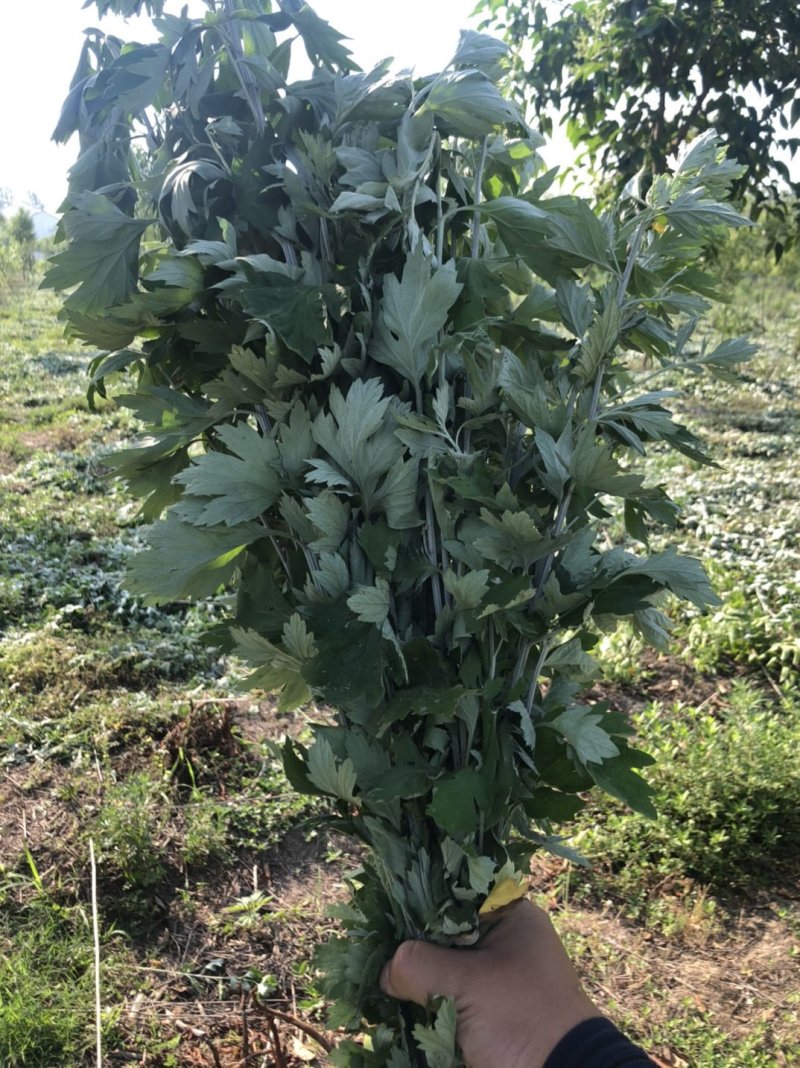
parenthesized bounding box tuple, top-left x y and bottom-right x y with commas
(435, 140, 445, 267)
(425, 487, 444, 617)
(512, 211, 653, 698)
(524, 638, 551, 715)
(222, 0, 266, 134)
(470, 137, 490, 260)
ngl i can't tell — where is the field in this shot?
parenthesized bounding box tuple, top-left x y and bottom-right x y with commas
(1, 254, 799, 1066)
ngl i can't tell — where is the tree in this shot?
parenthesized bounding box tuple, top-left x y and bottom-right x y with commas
(481, 1, 800, 220)
(10, 208, 35, 247)
(45, 2, 749, 1063)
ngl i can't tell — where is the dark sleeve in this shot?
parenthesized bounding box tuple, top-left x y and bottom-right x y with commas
(542, 1017, 657, 1067)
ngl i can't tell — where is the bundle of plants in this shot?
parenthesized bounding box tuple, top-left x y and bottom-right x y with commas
(46, 1, 753, 1063)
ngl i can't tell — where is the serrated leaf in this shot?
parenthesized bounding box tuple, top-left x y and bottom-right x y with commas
(371, 244, 462, 385)
(577, 299, 622, 380)
(427, 769, 488, 838)
(473, 509, 558, 571)
(303, 626, 387, 722)
(330, 189, 387, 213)
(549, 706, 620, 765)
(554, 279, 594, 337)
(307, 737, 358, 803)
(276, 404, 314, 479)
(44, 192, 151, 316)
(372, 457, 421, 530)
(231, 625, 311, 710)
(242, 277, 333, 361)
(311, 378, 399, 499)
(420, 70, 520, 138)
(347, 578, 391, 626)
(535, 426, 572, 496)
(443, 569, 489, 609)
(603, 546, 720, 609)
(289, 2, 358, 71)
(306, 492, 350, 553)
(543, 197, 616, 270)
(282, 613, 317, 661)
(127, 513, 265, 604)
(451, 30, 510, 73)
(174, 422, 281, 526)
(413, 998, 458, 1068)
(587, 754, 657, 819)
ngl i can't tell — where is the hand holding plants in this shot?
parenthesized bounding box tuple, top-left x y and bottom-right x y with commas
(381, 900, 599, 1068)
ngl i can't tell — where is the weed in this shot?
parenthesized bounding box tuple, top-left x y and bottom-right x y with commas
(181, 799, 231, 870)
(570, 684, 800, 900)
(91, 771, 170, 893)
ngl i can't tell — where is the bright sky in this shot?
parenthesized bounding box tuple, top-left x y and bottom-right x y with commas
(2, 0, 518, 214)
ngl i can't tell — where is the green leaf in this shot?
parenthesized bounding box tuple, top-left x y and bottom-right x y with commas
(289, 2, 358, 71)
(242, 276, 333, 361)
(427, 769, 488, 838)
(543, 198, 616, 270)
(282, 613, 317, 661)
(99, 43, 170, 115)
(231, 624, 312, 711)
(307, 737, 358, 803)
(587, 754, 657, 819)
(377, 685, 464, 734)
(473, 509, 560, 571)
(524, 787, 585, 822)
(601, 546, 720, 610)
(306, 492, 350, 553)
(371, 457, 421, 530)
(420, 71, 520, 138)
(535, 427, 572, 496)
(413, 998, 458, 1068)
(174, 422, 281, 526)
(371, 244, 462, 385)
(577, 299, 622, 380)
(664, 189, 749, 238)
(555, 279, 594, 337)
(549, 706, 620, 765)
(450, 30, 510, 73)
(312, 378, 390, 483)
(303, 626, 387, 722)
(44, 193, 151, 316)
(443, 569, 490, 610)
(127, 513, 264, 604)
(347, 579, 392, 626)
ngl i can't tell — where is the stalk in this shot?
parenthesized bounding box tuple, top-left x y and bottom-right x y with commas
(221, 0, 267, 134)
(515, 212, 653, 707)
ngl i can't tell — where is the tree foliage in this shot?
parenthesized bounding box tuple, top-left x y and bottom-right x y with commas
(481, 1, 800, 220)
(46, 2, 750, 1063)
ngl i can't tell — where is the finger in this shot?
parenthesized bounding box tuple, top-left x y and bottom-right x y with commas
(380, 939, 468, 1006)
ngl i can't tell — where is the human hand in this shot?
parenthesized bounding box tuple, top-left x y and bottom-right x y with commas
(380, 899, 600, 1068)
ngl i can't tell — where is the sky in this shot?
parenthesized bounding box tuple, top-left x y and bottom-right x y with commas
(2, 0, 532, 215)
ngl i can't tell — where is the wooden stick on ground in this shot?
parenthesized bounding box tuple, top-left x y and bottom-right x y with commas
(89, 839, 103, 1068)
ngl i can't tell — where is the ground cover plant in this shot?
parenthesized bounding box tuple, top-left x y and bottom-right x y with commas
(1, 258, 799, 1061)
(40, 1, 771, 1064)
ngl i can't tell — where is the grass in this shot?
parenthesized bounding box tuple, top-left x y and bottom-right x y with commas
(1, 252, 799, 1065)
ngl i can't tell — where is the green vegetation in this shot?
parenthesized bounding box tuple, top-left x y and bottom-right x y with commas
(2, 236, 798, 1068)
(481, 0, 800, 233)
(570, 685, 800, 897)
(44, 0, 761, 1057)
(0, 7, 798, 1063)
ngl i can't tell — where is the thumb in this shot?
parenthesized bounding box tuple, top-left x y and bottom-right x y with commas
(381, 939, 468, 1007)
